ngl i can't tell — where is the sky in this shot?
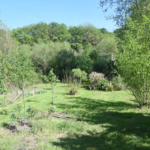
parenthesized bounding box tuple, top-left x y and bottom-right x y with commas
(0, 0, 117, 32)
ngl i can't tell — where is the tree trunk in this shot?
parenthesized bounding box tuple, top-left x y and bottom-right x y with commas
(4, 94, 6, 106)
(22, 87, 26, 118)
(51, 83, 53, 104)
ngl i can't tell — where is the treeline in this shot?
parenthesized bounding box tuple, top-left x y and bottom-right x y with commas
(11, 22, 117, 80)
(12, 22, 113, 49)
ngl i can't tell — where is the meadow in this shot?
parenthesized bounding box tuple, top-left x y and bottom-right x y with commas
(0, 83, 150, 150)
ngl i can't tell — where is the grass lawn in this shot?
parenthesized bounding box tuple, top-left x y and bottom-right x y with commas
(0, 83, 150, 150)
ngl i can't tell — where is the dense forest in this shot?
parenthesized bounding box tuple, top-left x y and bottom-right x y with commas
(1, 22, 117, 81)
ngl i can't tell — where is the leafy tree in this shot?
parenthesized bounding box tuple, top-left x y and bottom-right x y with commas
(117, 15, 150, 107)
(31, 42, 71, 76)
(32, 22, 50, 43)
(69, 26, 85, 51)
(53, 49, 77, 80)
(92, 36, 118, 78)
(0, 21, 17, 104)
(72, 68, 87, 84)
(93, 58, 117, 79)
(10, 47, 34, 117)
(100, 28, 109, 34)
(77, 44, 93, 74)
(95, 36, 118, 55)
(12, 26, 35, 45)
(99, 0, 150, 25)
(83, 23, 102, 47)
(57, 23, 71, 42)
(48, 69, 59, 104)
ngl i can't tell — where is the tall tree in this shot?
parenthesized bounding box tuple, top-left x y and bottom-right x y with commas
(99, 0, 150, 25)
(0, 21, 17, 104)
(117, 15, 150, 107)
(10, 47, 34, 117)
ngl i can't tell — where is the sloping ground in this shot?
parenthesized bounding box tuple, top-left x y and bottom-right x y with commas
(0, 83, 150, 150)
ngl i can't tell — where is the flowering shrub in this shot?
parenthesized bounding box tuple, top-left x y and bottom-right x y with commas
(89, 72, 107, 90)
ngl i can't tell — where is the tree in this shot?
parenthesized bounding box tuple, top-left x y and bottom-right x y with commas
(53, 49, 77, 80)
(48, 69, 59, 104)
(77, 44, 93, 74)
(31, 42, 71, 76)
(10, 47, 34, 117)
(99, 0, 150, 26)
(100, 28, 109, 34)
(117, 15, 150, 107)
(69, 26, 85, 51)
(83, 23, 102, 47)
(95, 36, 118, 55)
(0, 20, 17, 105)
(72, 68, 87, 84)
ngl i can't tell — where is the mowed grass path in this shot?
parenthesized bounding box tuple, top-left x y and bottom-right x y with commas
(0, 83, 150, 150)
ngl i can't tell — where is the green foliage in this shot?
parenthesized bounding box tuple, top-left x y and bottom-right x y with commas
(53, 50, 77, 79)
(72, 68, 87, 84)
(95, 36, 118, 55)
(0, 21, 17, 96)
(48, 69, 59, 83)
(31, 42, 71, 76)
(48, 69, 59, 104)
(93, 58, 117, 79)
(11, 104, 23, 122)
(69, 84, 78, 95)
(106, 82, 114, 91)
(100, 28, 109, 34)
(35, 89, 46, 94)
(117, 15, 150, 107)
(99, 0, 150, 25)
(10, 47, 34, 89)
(77, 44, 93, 74)
(91, 36, 118, 79)
(111, 75, 126, 91)
(9, 47, 35, 117)
(48, 106, 56, 113)
(26, 106, 38, 119)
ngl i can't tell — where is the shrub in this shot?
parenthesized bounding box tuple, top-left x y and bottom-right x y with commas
(106, 82, 114, 91)
(69, 85, 78, 95)
(111, 75, 126, 91)
(89, 72, 107, 91)
(72, 68, 87, 84)
(35, 89, 46, 94)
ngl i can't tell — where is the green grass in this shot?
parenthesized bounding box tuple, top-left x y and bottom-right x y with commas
(0, 83, 150, 150)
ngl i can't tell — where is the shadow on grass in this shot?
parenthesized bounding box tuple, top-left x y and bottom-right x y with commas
(53, 97, 150, 150)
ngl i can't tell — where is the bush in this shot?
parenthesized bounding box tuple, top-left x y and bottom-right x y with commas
(72, 68, 87, 84)
(111, 75, 126, 91)
(69, 85, 78, 95)
(35, 89, 46, 94)
(89, 72, 108, 91)
(106, 82, 114, 91)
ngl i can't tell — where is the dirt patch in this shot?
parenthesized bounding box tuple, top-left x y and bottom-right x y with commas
(0, 128, 12, 138)
(52, 112, 68, 118)
(37, 111, 68, 119)
(4, 121, 32, 133)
